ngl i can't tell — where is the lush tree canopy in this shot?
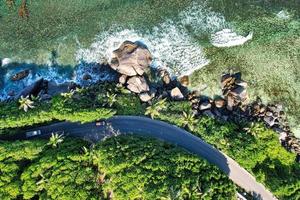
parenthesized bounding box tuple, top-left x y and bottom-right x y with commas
(0, 136, 236, 199)
(94, 135, 236, 200)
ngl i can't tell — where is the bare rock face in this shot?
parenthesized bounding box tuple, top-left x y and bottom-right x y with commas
(10, 69, 30, 81)
(170, 87, 184, 100)
(110, 41, 152, 76)
(119, 74, 127, 85)
(199, 101, 212, 111)
(139, 92, 153, 102)
(221, 72, 249, 110)
(127, 76, 150, 94)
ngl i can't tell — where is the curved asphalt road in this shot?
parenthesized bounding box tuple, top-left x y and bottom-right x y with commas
(18, 116, 276, 200)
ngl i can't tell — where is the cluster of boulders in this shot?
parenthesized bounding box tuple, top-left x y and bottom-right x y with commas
(187, 71, 300, 160)
(188, 72, 248, 120)
(249, 98, 300, 157)
(109, 41, 188, 102)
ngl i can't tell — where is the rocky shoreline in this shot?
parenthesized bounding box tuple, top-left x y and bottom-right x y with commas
(2, 40, 300, 161)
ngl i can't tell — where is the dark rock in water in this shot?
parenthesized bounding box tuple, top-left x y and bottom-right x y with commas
(159, 69, 171, 85)
(214, 98, 226, 108)
(127, 76, 150, 93)
(170, 87, 184, 100)
(18, 79, 45, 98)
(8, 90, 16, 97)
(110, 41, 152, 76)
(221, 72, 249, 111)
(179, 76, 189, 87)
(82, 73, 92, 81)
(46, 81, 70, 96)
(10, 69, 30, 81)
(68, 82, 80, 91)
(40, 94, 52, 101)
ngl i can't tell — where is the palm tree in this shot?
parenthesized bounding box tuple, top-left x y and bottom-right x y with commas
(106, 92, 117, 107)
(48, 133, 64, 148)
(61, 91, 74, 99)
(145, 104, 160, 119)
(156, 98, 167, 110)
(145, 98, 167, 119)
(19, 95, 34, 112)
(181, 111, 198, 131)
(145, 99, 167, 119)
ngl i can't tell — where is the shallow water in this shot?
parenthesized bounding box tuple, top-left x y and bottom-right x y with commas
(0, 1, 234, 99)
(0, 0, 299, 136)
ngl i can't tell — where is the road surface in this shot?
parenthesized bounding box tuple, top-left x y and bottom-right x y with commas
(17, 116, 276, 200)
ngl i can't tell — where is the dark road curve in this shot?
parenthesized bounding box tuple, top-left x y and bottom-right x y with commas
(12, 116, 276, 200)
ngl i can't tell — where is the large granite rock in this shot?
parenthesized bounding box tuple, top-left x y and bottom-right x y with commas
(110, 41, 152, 76)
(170, 87, 184, 100)
(127, 76, 150, 93)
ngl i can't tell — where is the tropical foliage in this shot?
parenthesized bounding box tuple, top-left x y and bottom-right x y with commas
(18, 95, 34, 112)
(1, 83, 299, 199)
(155, 103, 300, 200)
(145, 98, 167, 119)
(0, 136, 236, 200)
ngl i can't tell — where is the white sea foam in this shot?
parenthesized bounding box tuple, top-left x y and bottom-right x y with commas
(1, 2, 242, 100)
(76, 2, 228, 76)
(276, 10, 290, 20)
(211, 29, 253, 47)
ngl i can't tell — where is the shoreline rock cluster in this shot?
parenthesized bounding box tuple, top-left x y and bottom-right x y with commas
(108, 41, 189, 103)
(5, 41, 300, 161)
(187, 72, 300, 161)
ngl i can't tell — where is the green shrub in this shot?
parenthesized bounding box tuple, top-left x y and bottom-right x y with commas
(21, 138, 100, 200)
(116, 94, 146, 115)
(0, 135, 235, 200)
(0, 140, 46, 200)
(94, 135, 236, 200)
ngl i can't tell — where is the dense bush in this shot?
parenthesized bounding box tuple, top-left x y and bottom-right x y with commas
(94, 135, 236, 200)
(0, 88, 117, 129)
(21, 139, 101, 200)
(157, 102, 300, 200)
(0, 136, 235, 200)
(0, 140, 46, 199)
(1, 83, 299, 199)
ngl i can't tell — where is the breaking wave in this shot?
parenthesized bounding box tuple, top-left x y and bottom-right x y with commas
(76, 2, 228, 76)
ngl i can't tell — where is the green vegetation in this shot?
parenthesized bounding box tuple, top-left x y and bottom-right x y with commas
(0, 87, 116, 129)
(156, 102, 300, 200)
(1, 82, 299, 199)
(0, 135, 236, 199)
